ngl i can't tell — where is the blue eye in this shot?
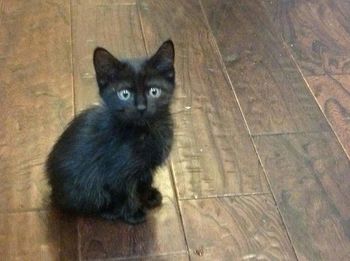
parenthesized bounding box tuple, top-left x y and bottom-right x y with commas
(117, 89, 131, 100)
(149, 87, 161, 98)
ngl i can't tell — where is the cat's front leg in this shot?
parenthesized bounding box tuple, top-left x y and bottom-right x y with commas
(144, 187, 162, 209)
(120, 181, 146, 224)
(138, 171, 162, 209)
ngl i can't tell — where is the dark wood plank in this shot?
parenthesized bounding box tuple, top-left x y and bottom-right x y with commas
(0, 1, 78, 260)
(180, 195, 296, 260)
(306, 74, 350, 158)
(71, 2, 187, 259)
(254, 132, 350, 260)
(79, 168, 187, 260)
(0, 0, 73, 211)
(201, 0, 329, 135)
(138, 0, 268, 199)
(261, 0, 350, 76)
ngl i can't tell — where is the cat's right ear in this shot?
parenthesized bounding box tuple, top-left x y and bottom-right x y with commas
(93, 47, 123, 91)
(148, 40, 175, 73)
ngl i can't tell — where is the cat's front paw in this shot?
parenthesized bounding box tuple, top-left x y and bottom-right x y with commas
(144, 188, 162, 209)
(124, 209, 146, 224)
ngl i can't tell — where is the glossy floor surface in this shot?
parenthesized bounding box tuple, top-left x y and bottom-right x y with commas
(1, 0, 350, 260)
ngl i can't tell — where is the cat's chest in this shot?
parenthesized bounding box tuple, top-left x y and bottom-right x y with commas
(138, 133, 147, 142)
(133, 128, 172, 166)
(134, 131, 162, 151)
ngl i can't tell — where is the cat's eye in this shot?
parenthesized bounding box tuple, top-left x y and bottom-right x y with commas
(149, 87, 161, 98)
(117, 89, 131, 101)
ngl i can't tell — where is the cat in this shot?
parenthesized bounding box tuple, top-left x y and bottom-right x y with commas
(46, 40, 175, 224)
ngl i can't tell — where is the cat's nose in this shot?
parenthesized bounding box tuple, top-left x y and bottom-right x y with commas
(137, 104, 146, 114)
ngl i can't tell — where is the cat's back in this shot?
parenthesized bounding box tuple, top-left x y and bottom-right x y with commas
(62, 105, 111, 140)
(46, 105, 114, 171)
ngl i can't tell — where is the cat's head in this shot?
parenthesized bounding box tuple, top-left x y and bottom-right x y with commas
(93, 40, 175, 125)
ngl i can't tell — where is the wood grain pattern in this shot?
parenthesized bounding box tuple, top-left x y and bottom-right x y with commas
(138, 0, 268, 199)
(201, 0, 329, 135)
(180, 195, 296, 260)
(307, 75, 350, 158)
(72, 2, 187, 259)
(79, 168, 187, 260)
(0, 0, 73, 211)
(0, 1, 78, 260)
(262, 0, 350, 75)
(254, 132, 350, 260)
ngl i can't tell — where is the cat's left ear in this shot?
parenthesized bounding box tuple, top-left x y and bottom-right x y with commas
(149, 40, 175, 71)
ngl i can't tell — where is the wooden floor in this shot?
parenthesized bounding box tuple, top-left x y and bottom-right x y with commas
(1, 0, 350, 260)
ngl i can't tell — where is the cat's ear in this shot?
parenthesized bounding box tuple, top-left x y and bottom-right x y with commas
(149, 40, 175, 71)
(93, 47, 123, 90)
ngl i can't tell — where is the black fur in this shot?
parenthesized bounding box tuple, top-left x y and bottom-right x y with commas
(46, 40, 175, 224)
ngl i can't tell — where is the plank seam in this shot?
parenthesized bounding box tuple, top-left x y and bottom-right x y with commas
(197, 1, 299, 259)
(179, 192, 270, 201)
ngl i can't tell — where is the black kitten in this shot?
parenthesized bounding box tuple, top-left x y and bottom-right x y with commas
(46, 40, 175, 224)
